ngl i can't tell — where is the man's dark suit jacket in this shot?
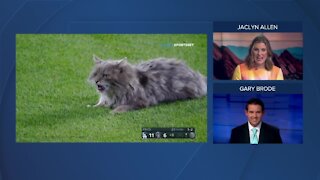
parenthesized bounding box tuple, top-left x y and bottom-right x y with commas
(229, 122, 282, 144)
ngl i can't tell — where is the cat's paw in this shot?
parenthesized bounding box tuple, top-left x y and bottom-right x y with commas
(87, 103, 105, 108)
(111, 105, 131, 114)
(87, 104, 101, 108)
(88, 103, 107, 108)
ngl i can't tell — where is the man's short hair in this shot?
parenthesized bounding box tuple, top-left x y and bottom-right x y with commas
(245, 98, 265, 112)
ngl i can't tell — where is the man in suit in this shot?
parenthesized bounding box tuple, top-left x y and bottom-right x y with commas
(229, 98, 282, 144)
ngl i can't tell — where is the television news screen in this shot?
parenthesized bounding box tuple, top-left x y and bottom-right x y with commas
(1, 1, 320, 180)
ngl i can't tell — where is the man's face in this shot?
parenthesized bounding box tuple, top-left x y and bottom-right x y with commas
(245, 104, 264, 127)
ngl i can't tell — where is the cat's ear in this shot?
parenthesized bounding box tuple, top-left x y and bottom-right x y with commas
(118, 57, 128, 66)
(93, 54, 103, 64)
(117, 58, 128, 73)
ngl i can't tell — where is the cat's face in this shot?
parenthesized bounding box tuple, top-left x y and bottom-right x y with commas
(89, 56, 135, 94)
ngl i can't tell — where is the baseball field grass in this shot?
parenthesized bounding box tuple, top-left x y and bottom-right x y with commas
(16, 34, 207, 142)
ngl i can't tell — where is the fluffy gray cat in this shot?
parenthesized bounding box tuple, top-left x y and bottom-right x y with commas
(88, 55, 207, 113)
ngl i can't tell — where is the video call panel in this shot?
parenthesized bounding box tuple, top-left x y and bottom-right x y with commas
(212, 22, 303, 144)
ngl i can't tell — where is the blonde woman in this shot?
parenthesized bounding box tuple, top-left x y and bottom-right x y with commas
(232, 35, 284, 80)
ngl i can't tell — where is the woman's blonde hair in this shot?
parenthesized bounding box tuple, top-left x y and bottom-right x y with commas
(245, 35, 274, 70)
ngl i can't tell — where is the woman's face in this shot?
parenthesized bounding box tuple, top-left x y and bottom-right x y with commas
(252, 42, 268, 67)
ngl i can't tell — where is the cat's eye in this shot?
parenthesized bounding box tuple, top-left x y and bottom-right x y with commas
(103, 73, 108, 77)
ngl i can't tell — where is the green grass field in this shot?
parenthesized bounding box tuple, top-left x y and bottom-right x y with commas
(16, 34, 207, 142)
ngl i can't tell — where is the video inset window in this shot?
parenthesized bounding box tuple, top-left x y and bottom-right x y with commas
(213, 32, 303, 80)
(213, 94, 303, 144)
(16, 34, 207, 142)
